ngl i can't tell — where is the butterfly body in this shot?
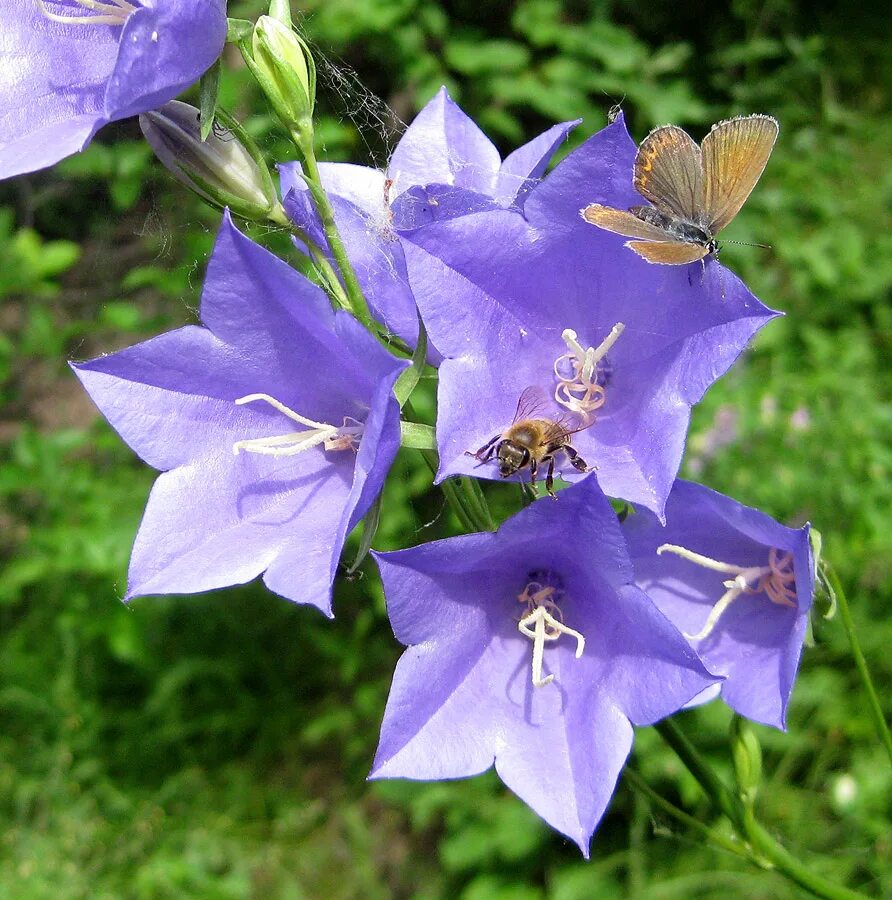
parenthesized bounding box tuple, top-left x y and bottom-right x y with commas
(583, 114, 778, 265)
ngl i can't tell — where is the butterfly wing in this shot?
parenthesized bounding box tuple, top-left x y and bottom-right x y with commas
(701, 114, 778, 234)
(633, 125, 703, 222)
(625, 240, 711, 265)
(582, 204, 675, 241)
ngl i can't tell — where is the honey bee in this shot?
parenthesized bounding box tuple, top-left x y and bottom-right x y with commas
(470, 386, 592, 497)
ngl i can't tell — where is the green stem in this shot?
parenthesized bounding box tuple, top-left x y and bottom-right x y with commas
(655, 718, 871, 900)
(823, 561, 892, 767)
(654, 719, 742, 828)
(623, 767, 751, 862)
(292, 135, 374, 328)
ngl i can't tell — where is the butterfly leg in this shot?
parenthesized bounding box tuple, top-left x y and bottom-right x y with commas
(563, 444, 591, 473)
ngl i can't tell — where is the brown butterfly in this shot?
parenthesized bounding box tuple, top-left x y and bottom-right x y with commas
(582, 114, 778, 265)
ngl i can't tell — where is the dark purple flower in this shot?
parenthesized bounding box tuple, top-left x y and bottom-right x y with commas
(623, 480, 815, 729)
(371, 477, 717, 855)
(0, 0, 226, 179)
(280, 87, 578, 349)
(72, 212, 407, 616)
(398, 114, 779, 517)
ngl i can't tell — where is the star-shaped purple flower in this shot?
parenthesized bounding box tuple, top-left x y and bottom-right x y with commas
(398, 114, 779, 517)
(371, 477, 717, 855)
(623, 480, 815, 729)
(72, 212, 407, 616)
(280, 86, 579, 350)
(0, 0, 226, 179)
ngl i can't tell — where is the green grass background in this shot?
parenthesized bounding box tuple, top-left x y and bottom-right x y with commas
(0, 0, 889, 896)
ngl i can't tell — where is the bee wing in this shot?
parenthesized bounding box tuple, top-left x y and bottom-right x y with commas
(701, 114, 778, 234)
(582, 204, 675, 241)
(625, 240, 711, 265)
(633, 125, 704, 222)
(511, 385, 551, 424)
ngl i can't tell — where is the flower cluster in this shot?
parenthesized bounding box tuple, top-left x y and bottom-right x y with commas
(15, 10, 819, 859)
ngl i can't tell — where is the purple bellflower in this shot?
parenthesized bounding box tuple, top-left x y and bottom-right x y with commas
(0, 0, 226, 179)
(280, 86, 579, 350)
(72, 212, 407, 616)
(371, 477, 718, 855)
(398, 114, 778, 517)
(623, 480, 815, 729)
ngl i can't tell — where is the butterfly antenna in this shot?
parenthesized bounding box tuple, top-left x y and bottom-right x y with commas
(723, 239, 772, 250)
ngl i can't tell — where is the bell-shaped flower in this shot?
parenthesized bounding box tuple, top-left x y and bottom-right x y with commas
(0, 0, 227, 179)
(72, 212, 407, 616)
(623, 480, 815, 729)
(280, 86, 579, 350)
(399, 114, 778, 516)
(371, 477, 717, 855)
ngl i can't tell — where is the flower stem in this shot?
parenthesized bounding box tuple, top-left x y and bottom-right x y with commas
(654, 718, 869, 900)
(291, 134, 374, 329)
(822, 560, 892, 767)
(622, 767, 751, 862)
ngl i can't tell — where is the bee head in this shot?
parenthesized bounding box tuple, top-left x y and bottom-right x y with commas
(497, 441, 529, 477)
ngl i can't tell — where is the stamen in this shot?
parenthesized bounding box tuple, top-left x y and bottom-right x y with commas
(516, 581, 585, 688)
(36, 0, 136, 27)
(232, 393, 363, 458)
(553, 323, 624, 423)
(657, 543, 797, 641)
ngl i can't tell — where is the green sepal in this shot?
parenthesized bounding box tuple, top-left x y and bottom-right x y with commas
(346, 493, 382, 575)
(394, 314, 428, 408)
(198, 59, 222, 142)
(226, 18, 253, 42)
(400, 421, 436, 450)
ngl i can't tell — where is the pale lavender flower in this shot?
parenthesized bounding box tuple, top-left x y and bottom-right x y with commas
(399, 114, 778, 517)
(0, 0, 226, 179)
(72, 212, 407, 616)
(371, 477, 717, 854)
(623, 480, 815, 729)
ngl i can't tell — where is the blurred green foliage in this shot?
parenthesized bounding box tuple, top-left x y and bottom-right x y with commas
(0, 0, 889, 896)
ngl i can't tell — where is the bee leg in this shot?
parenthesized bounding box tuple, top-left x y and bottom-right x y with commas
(563, 445, 590, 473)
(529, 457, 539, 492)
(467, 434, 500, 463)
(544, 456, 558, 498)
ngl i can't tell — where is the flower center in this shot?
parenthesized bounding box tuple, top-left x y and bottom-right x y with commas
(231, 393, 363, 458)
(656, 543, 797, 641)
(36, 0, 136, 27)
(553, 323, 624, 424)
(516, 573, 585, 688)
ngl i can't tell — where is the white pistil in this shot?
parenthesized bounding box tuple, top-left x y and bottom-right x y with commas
(516, 583, 585, 688)
(37, 0, 135, 27)
(657, 543, 797, 641)
(553, 322, 624, 423)
(232, 393, 362, 458)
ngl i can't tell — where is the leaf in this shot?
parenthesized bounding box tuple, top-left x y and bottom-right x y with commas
(199, 59, 222, 142)
(399, 421, 436, 450)
(346, 493, 382, 575)
(393, 313, 428, 408)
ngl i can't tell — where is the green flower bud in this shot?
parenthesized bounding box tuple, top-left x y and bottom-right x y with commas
(730, 715, 763, 807)
(250, 15, 316, 136)
(140, 101, 281, 222)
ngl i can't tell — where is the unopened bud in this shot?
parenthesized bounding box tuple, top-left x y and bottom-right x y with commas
(140, 101, 281, 222)
(250, 16, 316, 136)
(730, 715, 763, 807)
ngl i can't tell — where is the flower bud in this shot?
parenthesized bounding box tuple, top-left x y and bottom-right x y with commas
(140, 101, 281, 222)
(250, 16, 316, 136)
(730, 715, 763, 806)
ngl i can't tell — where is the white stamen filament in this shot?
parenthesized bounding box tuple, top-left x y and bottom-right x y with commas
(232, 393, 363, 457)
(553, 322, 624, 423)
(516, 583, 585, 688)
(657, 543, 797, 641)
(37, 0, 135, 26)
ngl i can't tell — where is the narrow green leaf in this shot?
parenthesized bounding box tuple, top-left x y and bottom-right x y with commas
(346, 494, 382, 575)
(198, 59, 221, 141)
(394, 314, 428, 408)
(400, 421, 436, 450)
